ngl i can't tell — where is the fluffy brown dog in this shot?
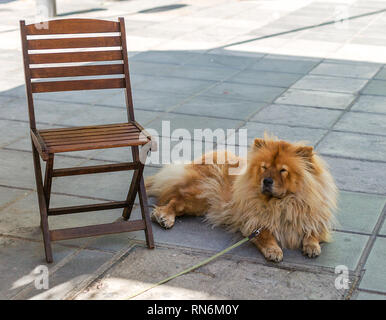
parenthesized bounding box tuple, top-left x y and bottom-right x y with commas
(146, 136, 337, 262)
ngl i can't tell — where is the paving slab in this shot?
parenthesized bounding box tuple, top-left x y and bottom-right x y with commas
(145, 112, 244, 141)
(275, 88, 355, 109)
(356, 291, 386, 300)
(138, 76, 216, 95)
(374, 67, 386, 80)
(186, 53, 258, 70)
(0, 149, 78, 190)
(168, 64, 239, 82)
(229, 70, 303, 87)
(251, 104, 342, 129)
(130, 50, 201, 65)
(0, 119, 29, 147)
(204, 81, 287, 103)
(333, 112, 386, 136)
(292, 75, 369, 94)
(0, 186, 29, 210)
(359, 237, 386, 293)
(251, 57, 320, 74)
(96, 89, 191, 112)
(361, 79, 386, 96)
(0, 236, 77, 299)
(234, 231, 369, 272)
(74, 245, 346, 300)
(172, 94, 265, 121)
(351, 95, 386, 114)
(310, 62, 381, 79)
(317, 131, 386, 162)
(324, 156, 386, 195)
(18, 248, 114, 300)
(238, 122, 327, 146)
(335, 191, 386, 234)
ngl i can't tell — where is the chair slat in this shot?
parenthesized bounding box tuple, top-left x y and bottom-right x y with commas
(27, 36, 122, 50)
(25, 19, 120, 35)
(29, 50, 123, 64)
(31, 78, 125, 93)
(45, 133, 143, 146)
(42, 129, 140, 141)
(39, 122, 131, 133)
(49, 138, 148, 153)
(30, 64, 124, 78)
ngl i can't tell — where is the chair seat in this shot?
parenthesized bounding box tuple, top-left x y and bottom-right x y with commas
(32, 122, 149, 158)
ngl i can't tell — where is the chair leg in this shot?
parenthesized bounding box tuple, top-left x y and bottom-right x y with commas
(122, 145, 142, 220)
(31, 140, 53, 263)
(138, 175, 155, 249)
(44, 154, 54, 209)
(121, 167, 141, 220)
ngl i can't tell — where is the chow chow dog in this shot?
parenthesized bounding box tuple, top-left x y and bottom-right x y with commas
(146, 136, 337, 262)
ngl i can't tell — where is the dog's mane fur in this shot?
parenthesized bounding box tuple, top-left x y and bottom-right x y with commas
(201, 137, 338, 249)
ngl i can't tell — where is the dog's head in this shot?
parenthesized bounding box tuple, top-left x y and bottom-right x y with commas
(247, 137, 314, 199)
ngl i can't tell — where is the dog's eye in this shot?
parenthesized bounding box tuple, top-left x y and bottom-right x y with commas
(261, 165, 267, 170)
(280, 168, 287, 174)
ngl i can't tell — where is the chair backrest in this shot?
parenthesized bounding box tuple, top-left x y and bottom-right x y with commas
(20, 18, 135, 130)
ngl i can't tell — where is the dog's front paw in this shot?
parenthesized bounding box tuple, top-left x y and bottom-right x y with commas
(302, 242, 321, 258)
(261, 246, 283, 262)
(151, 207, 175, 229)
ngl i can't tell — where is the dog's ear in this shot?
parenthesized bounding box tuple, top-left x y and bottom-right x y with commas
(253, 138, 266, 150)
(295, 146, 314, 160)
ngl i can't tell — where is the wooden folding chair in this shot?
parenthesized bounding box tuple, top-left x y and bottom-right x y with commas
(20, 18, 154, 263)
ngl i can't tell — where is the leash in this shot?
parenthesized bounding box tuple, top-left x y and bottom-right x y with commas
(125, 227, 262, 300)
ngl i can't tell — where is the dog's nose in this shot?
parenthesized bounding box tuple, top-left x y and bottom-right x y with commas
(263, 178, 273, 186)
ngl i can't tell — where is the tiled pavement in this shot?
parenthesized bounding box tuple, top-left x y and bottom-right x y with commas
(0, 0, 385, 300)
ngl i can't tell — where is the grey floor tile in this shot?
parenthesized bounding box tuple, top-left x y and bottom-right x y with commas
(361, 79, 386, 96)
(351, 95, 386, 114)
(360, 237, 386, 293)
(168, 65, 238, 81)
(172, 95, 265, 120)
(379, 219, 386, 236)
(0, 186, 29, 209)
(374, 67, 386, 80)
(130, 50, 201, 65)
(335, 191, 386, 234)
(129, 61, 178, 77)
(0, 149, 64, 189)
(22, 248, 114, 300)
(292, 75, 368, 94)
(310, 62, 381, 79)
(0, 192, 120, 241)
(229, 70, 303, 87)
(276, 89, 355, 110)
(356, 291, 386, 300)
(205, 82, 286, 103)
(138, 76, 216, 95)
(0, 236, 77, 299)
(227, 231, 368, 271)
(145, 112, 244, 141)
(0, 119, 29, 146)
(129, 207, 244, 253)
(317, 131, 386, 162)
(252, 57, 320, 74)
(333, 112, 386, 136)
(239, 122, 326, 146)
(251, 104, 342, 128)
(186, 53, 258, 70)
(324, 156, 386, 194)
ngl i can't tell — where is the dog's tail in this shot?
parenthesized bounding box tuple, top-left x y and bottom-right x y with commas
(144, 175, 157, 196)
(145, 163, 186, 198)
